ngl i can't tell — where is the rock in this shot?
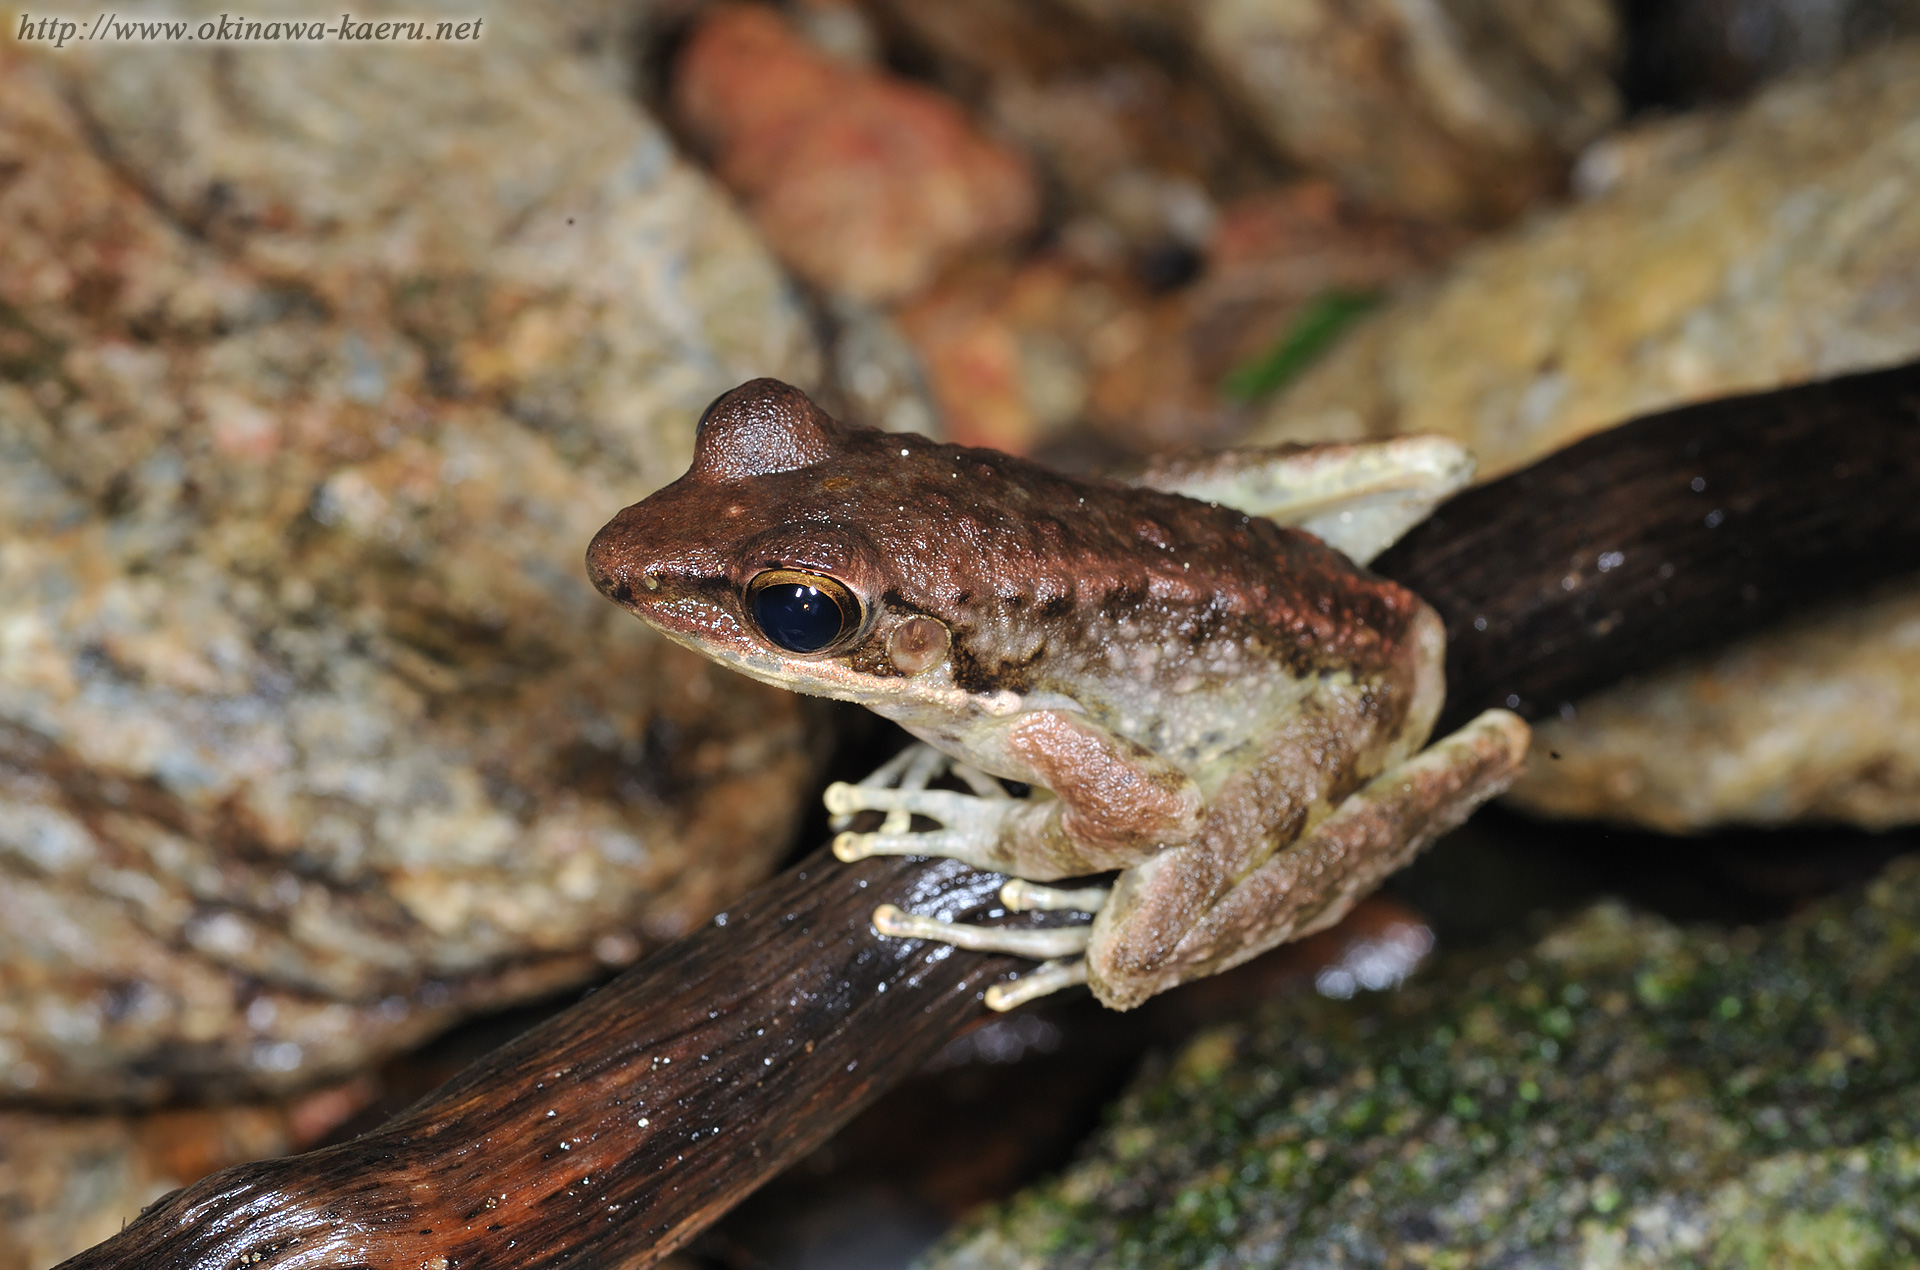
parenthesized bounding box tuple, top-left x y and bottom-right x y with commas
(672, 3, 1039, 302)
(1510, 585, 1920, 832)
(1189, 0, 1621, 224)
(1197, 182, 1466, 395)
(0, 1088, 366, 1270)
(1249, 45, 1920, 832)
(894, 257, 1136, 453)
(1, 0, 822, 1105)
(823, 297, 943, 439)
(1248, 45, 1920, 477)
(924, 856, 1920, 1269)
(850, 0, 1278, 262)
(889, 182, 1452, 457)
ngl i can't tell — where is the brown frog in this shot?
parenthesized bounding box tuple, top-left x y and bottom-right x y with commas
(586, 380, 1527, 1010)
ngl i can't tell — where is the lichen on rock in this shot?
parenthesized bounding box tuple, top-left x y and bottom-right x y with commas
(924, 857, 1920, 1269)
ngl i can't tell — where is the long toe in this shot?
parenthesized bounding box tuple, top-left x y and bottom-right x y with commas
(985, 958, 1090, 1011)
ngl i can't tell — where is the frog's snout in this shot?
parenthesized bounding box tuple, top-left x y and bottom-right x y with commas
(585, 513, 652, 610)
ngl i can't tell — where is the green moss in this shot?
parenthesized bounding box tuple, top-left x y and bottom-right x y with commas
(923, 859, 1920, 1270)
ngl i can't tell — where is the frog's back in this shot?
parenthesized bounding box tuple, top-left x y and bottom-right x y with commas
(829, 428, 1428, 696)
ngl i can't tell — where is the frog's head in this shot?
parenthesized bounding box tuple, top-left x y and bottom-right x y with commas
(587, 379, 998, 717)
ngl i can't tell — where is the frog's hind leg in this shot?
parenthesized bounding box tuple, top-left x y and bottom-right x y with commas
(1088, 708, 1530, 1010)
(1126, 436, 1473, 564)
(829, 716, 1208, 1005)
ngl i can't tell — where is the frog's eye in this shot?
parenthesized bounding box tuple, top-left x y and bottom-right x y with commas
(745, 569, 863, 654)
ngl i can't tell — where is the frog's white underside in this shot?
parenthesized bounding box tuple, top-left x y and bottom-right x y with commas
(830, 437, 1520, 1010)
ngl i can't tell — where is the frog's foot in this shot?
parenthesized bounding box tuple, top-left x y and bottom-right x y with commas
(871, 881, 1111, 1011)
(871, 905, 1093, 1012)
(826, 750, 1018, 869)
(827, 742, 975, 833)
(872, 904, 1091, 958)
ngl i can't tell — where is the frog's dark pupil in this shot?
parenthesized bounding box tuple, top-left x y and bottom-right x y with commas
(753, 583, 847, 653)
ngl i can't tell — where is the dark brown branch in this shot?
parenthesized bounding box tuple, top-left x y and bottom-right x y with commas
(60, 362, 1920, 1269)
(1375, 360, 1920, 732)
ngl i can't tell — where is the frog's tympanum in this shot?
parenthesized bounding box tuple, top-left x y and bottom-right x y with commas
(588, 380, 1528, 1010)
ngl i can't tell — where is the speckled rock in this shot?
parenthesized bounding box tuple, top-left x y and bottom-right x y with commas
(0, 0, 822, 1106)
(1250, 45, 1920, 832)
(924, 856, 1920, 1269)
(1247, 44, 1920, 478)
(1189, 0, 1620, 224)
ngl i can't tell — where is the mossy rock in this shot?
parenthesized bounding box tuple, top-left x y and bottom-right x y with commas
(924, 857, 1920, 1269)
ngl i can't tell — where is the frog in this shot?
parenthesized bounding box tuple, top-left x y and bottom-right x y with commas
(586, 379, 1529, 1011)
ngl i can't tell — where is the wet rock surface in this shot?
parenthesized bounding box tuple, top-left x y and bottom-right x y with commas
(1252, 43, 1920, 832)
(924, 856, 1920, 1269)
(0, 0, 820, 1108)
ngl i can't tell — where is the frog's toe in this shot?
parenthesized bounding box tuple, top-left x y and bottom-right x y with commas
(825, 783, 1004, 823)
(833, 826, 1001, 866)
(1000, 879, 1110, 914)
(871, 904, 1092, 960)
(985, 958, 1089, 1011)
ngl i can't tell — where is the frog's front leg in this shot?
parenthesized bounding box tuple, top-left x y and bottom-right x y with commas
(829, 709, 1205, 1002)
(827, 709, 1204, 879)
(1128, 436, 1474, 564)
(1087, 708, 1530, 1010)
